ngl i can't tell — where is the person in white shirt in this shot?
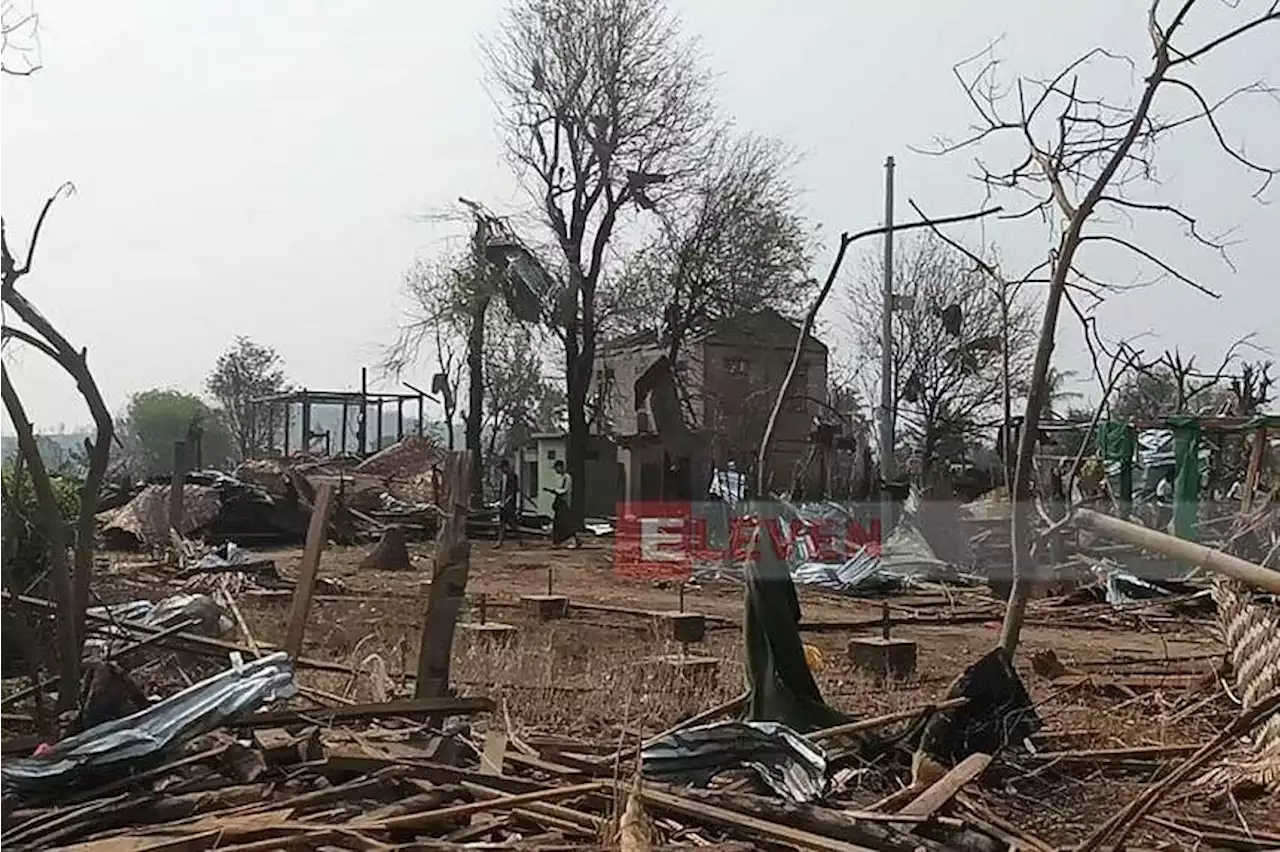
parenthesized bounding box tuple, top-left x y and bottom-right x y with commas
(544, 459, 579, 549)
(1154, 474, 1173, 532)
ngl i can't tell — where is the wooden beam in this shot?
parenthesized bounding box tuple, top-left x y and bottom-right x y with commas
(415, 452, 473, 700)
(2, 591, 353, 673)
(1072, 509, 1280, 594)
(284, 484, 335, 659)
(168, 440, 187, 535)
(351, 781, 607, 831)
(897, 753, 991, 820)
(640, 787, 881, 852)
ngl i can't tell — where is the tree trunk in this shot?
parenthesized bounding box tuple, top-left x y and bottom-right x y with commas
(465, 294, 490, 508)
(3, 287, 114, 672)
(565, 343, 590, 530)
(1, 367, 80, 709)
(919, 424, 938, 480)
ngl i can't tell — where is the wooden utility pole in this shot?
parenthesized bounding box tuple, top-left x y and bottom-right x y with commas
(284, 484, 336, 659)
(415, 452, 473, 701)
(878, 155, 897, 540)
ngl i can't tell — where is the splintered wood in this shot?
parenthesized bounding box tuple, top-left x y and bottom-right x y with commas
(415, 451, 473, 701)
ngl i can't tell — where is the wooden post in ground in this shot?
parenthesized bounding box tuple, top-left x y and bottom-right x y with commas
(284, 483, 336, 659)
(168, 440, 187, 535)
(415, 452, 472, 701)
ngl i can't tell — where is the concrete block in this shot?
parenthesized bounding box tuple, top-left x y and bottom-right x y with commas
(847, 637, 918, 681)
(520, 594, 570, 621)
(461, 622, 518, 648)
(650, 611, 706, 644)
(651, 654, 719, 687)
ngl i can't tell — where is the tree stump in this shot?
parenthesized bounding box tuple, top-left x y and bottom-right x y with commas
(359, 525, 413, 571)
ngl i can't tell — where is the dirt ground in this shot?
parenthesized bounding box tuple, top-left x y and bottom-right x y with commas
(73, 536, 1280, 847)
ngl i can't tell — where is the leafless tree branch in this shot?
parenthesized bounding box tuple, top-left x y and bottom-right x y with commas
(925, 0, 1278, 655)
(756, 204, 1002, 493)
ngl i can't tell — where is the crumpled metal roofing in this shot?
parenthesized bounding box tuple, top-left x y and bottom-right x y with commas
(1, 651, 297, 801)
(96, 483, 222, 546)
(640, 720, 828, 803)
(84, 594, 233, 659)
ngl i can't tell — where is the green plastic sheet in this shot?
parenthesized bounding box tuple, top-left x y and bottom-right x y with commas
(1095, 422, 1136, 513)
(740, 507, 847, 732)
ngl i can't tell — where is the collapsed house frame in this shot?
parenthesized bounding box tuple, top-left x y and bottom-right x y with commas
(248, 368, 434, 458)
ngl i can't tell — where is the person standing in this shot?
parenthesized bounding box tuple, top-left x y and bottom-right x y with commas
(545, 459, 580, 549)
(496, 459, 521, 548)
(1154, 472, 1174, 533)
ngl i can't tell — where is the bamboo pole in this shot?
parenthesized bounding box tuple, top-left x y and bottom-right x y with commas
(1072, 509, 1280, 594)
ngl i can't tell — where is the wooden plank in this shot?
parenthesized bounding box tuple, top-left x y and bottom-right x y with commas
(473, 727, 509, 828)
(415, 452, 472, 700)
(479, 728, 507, 776)
(640, 787, 881, 852)
(809, 698, 968, 742)
(1241, 427, 1266, 513)
(54, 829, 223, 852)
(4, 592, 353, 674)
(284, 483, 335, 659)
(351, 781, 607, 831)
(237, 696, 493, 727)
(897, 752, 991, 820)
(322, 752, 544, 795)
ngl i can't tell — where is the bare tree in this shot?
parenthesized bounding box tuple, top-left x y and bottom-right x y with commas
(385, 257, 471, 452)
(387, 250, 561, 486)
(2, 186, 115, 709)
(846, 232, 1038, 475)
(925, 0, 1280, 653)
(483, 0, 716, 527)
(1112, 341, 1258, 419)
(754, 205, 1002, 494)
(483, 317, 565, 463)
(611, 135, 815, 361)
(1, 0, 40, 76)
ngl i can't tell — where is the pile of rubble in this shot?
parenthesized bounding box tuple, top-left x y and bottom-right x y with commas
(95, 436, 445, 550)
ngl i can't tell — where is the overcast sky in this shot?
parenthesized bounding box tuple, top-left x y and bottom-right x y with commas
(3, 0, 1277, 432)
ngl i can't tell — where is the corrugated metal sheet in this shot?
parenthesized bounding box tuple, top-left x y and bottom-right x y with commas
(641, 720, 828, 803)
(97, 484, 221, 546)
(1, 652, 297, 801)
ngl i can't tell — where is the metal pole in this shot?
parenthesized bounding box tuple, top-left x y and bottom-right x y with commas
(300, 389, 311, 455)
(340, 403, 348, 455)
(359, 367, 368, 456)
(879, 155, 896, 540)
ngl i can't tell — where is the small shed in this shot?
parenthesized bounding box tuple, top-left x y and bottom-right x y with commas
(512, 432, 620, 519)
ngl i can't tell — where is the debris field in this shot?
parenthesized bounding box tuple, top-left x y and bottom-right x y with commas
(4, 524, 1278, 852)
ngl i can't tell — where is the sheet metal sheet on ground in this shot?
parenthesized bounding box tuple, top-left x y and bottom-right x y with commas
(0, 652, 297, 801)
(785, 501, 952, 595)
(641, 720, 828, 803)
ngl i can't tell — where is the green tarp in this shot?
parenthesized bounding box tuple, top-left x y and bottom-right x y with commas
(1167, 416, 1201, 542)
(1095, 422, 1136, 513)
(740, 508, 847, 732)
